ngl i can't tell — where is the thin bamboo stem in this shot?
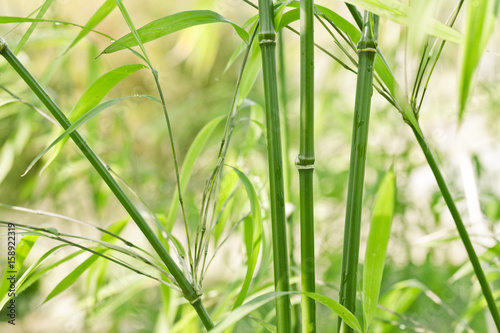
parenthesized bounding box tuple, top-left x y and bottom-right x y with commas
(338, 12, 377, 333)
(0, 38, 214, 330)
(298, 0, 316, 331)
(257, 0, 292, 331)
(278, 31, 301, 333)
(411, 127, 500, 331)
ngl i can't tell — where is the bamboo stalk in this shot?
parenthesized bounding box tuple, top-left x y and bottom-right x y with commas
(0, 37, 214, 330)
(278, 31, 301, 333)
(298, 0, 316, 331)
(338, 12, 377, 333)
(257, 0, 292, 331)
(411, 127, 500, 331)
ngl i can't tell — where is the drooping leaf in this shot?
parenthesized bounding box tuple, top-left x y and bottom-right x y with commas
(14, 0, 55, 54)
(344, 0, 463, 44)
(363, 168, 396, 332)
(63, 0, 116, 54)
(228, 166, 263, 309)
(210, 291, 362, 333)
(0, 235, 38, 298)
(101, 10, 249, 54)
(458, 0, 499, 122)
(0, 244, 70, 309)
(40, 64, 147, 171)
(23, 95, 158, 176)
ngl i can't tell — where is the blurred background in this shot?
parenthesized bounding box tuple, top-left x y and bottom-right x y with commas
(0, 0, 499, 332)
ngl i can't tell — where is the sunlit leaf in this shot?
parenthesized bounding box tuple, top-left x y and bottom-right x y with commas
(63, 0, 116, 54)
(344, 0, 463, 44)
(458, 0, 499, 122)
(363, 168, 396, 332)
(102, 10, 249, 54)
(40, 64, 147, 171)
(228, 166, 263, 309)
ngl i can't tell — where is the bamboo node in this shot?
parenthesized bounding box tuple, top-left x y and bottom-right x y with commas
(185, 292, 202, 305)
(259, 39, 275, 45)
(295, 156, 315, 170)
(358, 47, 377, 53)
(0, 37, 6, 53)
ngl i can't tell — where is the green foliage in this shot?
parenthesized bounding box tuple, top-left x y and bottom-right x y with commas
(0, 0, 499, 332)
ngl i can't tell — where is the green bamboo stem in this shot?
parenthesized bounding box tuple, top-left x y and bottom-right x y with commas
(338, 13, 377, 333)
(257, 0, 292, 331)
(278, 31, 301, 333)
(411, 127, 500, 331)
(0, 37, 214, 330)
(298, 0, 316, 331)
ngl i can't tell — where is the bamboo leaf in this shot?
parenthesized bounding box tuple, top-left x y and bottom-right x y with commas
(315, 5, 361, 43)
(228, 166, 263, 309)
(363, 168, 396, 332)
(0, 244, 70, 309)
(210, 291, 361, 333)
(14, 0, 55, 54)
(344, 0, 463, 44)
(44, 253, 100, 303)
(63, 0, 116, 54)
(165, 116, 224, 230)
(0, 235, 38, 298)
(101, 10, 249, 54)
(23, 95, 158, 176)
(40, 64, 147, 171)
(458, 0, 499, 122)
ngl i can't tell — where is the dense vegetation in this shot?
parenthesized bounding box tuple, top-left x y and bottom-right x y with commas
(0, 0, 499, 332)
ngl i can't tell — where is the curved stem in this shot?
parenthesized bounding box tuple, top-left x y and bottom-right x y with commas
(411, 126, 500, 331)
(0, 38, 214, 330)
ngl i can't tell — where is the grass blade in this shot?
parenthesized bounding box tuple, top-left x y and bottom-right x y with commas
(23, 95, 158, 176)
(41, 64, 147, 172)
(13, 0, 55, 55)
(362, 168, 395, 332)
(210, 291, 361, 333)
(0, 234, 38, 298)
(101, 10, 249, 54)
(63, 0, 116, 55)
(344, 0, 463, 44)
(227, 166, 262, 309)
(458, 0, 499, 123)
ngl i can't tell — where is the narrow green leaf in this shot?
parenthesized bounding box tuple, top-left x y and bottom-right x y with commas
(458, 0, 499, 122)
(344, 0, 463, 44)
(363, 168, 396, 332)
(210, 291, 362, 333)
(0, 235, 38, 297)
(44, 218, 133, 303)
(315, 5, 361, 43)
(41, 64, 147, 171)
(13, 0, 55, 54)
(44, 254, 101, 303)
(102, 10, 249, 54)
(228, 166, 263, 309)
(23, 95, 157, 176)
(0, 244, 69, 309)
(63, 0, 116, 54)
(238, 38, 261, 105)
(165, 116, 224, 230)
